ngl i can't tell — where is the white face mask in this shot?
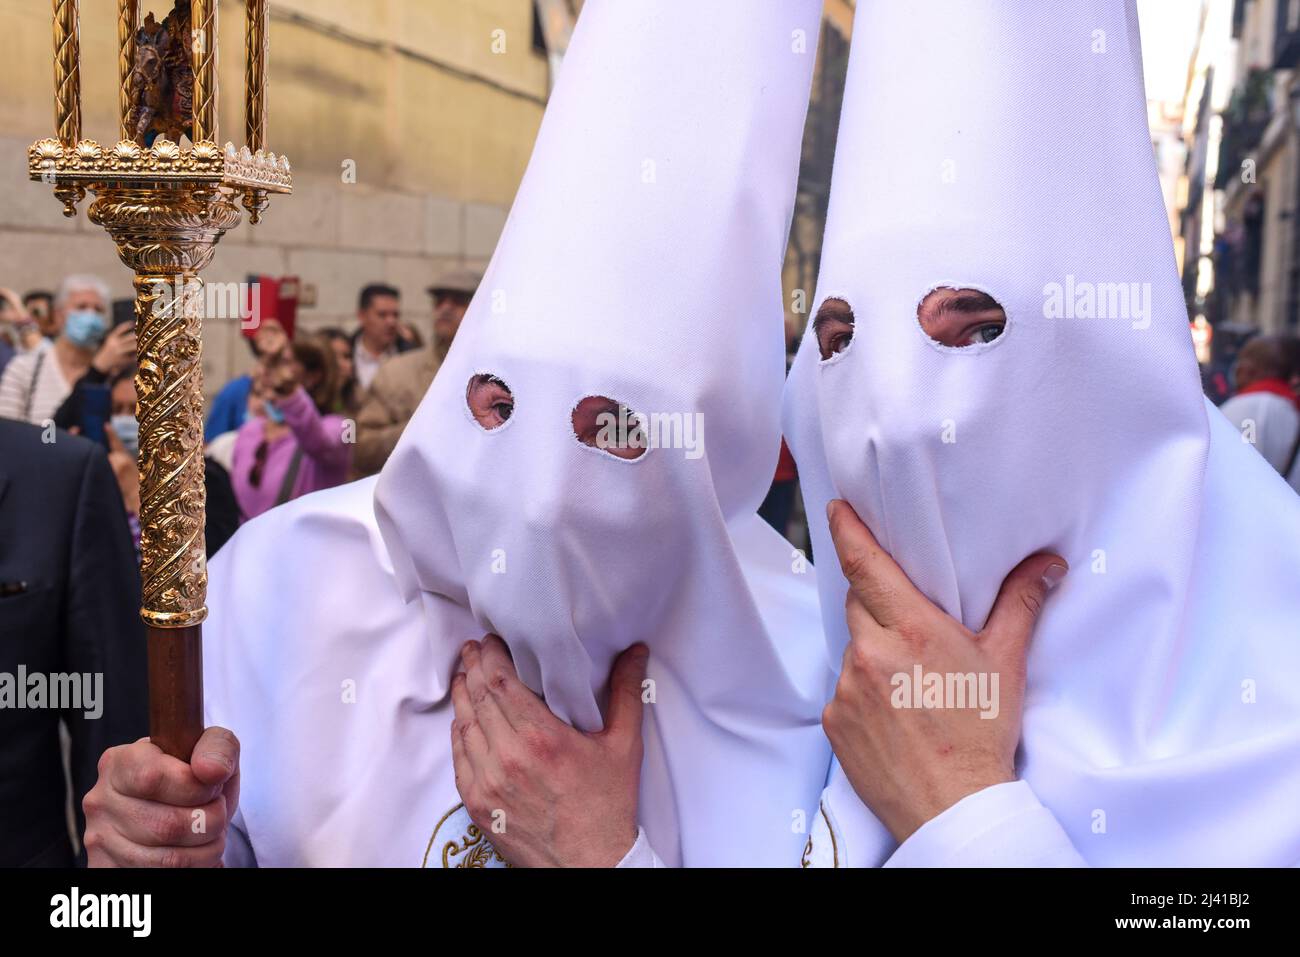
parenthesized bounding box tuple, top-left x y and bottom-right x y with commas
(374, 0, 833, 865)
(110, 413, 139, 455)
(63, 309, 107, 350)
(786, 0, 1300, 866)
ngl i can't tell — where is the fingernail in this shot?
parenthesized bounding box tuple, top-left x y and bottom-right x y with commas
(202, 751, 233, 773)
(826, 499, 839, 520)
(1041, 562, 1068, 590)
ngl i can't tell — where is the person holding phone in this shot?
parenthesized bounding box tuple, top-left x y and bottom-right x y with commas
(52, 311, 136, 442)
(0, 276, 126, 426)
(230, 332, 350, 522)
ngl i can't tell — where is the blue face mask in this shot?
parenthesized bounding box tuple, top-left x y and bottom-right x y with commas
(110, 414, 139, 455)
(64, 310, 107, 350)
(264, 399, 286, 425)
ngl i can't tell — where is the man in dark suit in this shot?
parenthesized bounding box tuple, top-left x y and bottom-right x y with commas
(0, 419, 147, 866)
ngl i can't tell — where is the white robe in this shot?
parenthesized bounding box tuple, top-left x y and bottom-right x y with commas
(206, 478, 449, 867)
(205, 476, 828, 866)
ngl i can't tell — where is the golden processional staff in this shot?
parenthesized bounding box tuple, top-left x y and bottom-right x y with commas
(30, 0, 291, 759)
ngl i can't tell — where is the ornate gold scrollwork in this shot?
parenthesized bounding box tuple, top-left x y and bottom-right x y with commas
(29, 138, 292, 193)
(423, 803, 513, 869)
(86, 188, 241, 628)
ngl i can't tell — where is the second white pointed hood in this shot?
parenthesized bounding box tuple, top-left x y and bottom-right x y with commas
(787, 0, 1300, 865)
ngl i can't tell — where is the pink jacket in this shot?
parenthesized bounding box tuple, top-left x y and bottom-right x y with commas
(231, 387, 351, 522)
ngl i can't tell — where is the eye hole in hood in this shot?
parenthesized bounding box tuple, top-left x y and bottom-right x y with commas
(571, 395, 648, 460)
(466, 374, 514, 431)
(918, 286, 1007, 350)
(813, 298, 856, 362)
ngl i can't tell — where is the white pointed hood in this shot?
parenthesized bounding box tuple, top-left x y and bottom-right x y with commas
(786, 0, 1300, 865)
(373, 0, 832, 865)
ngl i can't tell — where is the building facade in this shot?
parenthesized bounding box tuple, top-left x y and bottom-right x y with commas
(1216, 0, 1300, 335)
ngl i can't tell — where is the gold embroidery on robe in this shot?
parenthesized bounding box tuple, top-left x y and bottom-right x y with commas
(422, 802, 513, 868)
(800, 800, 840, 868)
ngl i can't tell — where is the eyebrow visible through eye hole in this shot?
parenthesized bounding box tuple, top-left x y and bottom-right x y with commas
(918, 287, 1007, 349)
(813, 298, 855, 361)
(813, 298, 855, 332)
(932, 290, 1003, 317)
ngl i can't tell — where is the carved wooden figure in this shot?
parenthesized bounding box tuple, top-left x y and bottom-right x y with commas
(128, 3, 193, 147)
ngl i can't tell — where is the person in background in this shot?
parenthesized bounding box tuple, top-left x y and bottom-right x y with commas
(102, 364, 244, 559)
(231, 332, 350, 522)
(51, 310, 136, 437)
(352, 269, 481, 477)
(0, 288, 27, 376)
(397, 318, 425, 351)
(204, 314, 294, 442)
(0, 417, 148, 866)
(0, 275, 122, 426)
(350, 283, 412, 393)
(427, 269, 479, 362)
(1217, 334, 1300, 493)
(22, 290, 56, 343)
(100, 369, 143, 559)
(204, 456, 241, 558)
(319, 326, 360, 417)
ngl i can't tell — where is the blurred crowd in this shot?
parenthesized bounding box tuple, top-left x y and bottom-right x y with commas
(0, 269, 482, 543)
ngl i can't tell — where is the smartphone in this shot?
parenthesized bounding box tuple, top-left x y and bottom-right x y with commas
(79, 383, 111, 450)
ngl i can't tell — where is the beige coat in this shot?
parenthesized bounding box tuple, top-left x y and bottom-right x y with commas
(352, 347, 440, 477)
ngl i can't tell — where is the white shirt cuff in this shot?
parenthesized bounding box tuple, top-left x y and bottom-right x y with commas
(884, 780, 1087, 868)
(614, 826, 665, 868)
